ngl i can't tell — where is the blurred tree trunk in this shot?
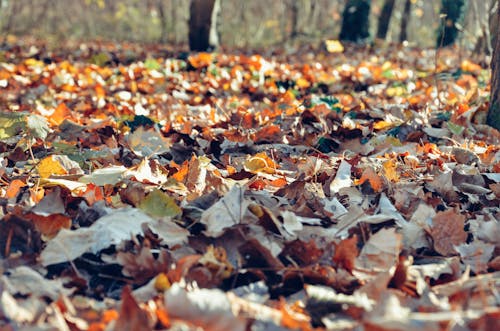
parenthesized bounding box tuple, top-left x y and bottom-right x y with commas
(376, 0, 395, 40)
(1, 0, 22, 36)
(188, 0, 220, 51)
(170, 0, 178, 44)
(339, 0, 371, 43)
(487, 0, 500, 131)
(436, 0, 467, 47)
(289, 0, 299, 40)
(157, 0, 167, 43)
(399, 0, 412, 42)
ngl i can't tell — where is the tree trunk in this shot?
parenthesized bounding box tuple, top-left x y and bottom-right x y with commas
(157, 0, 167, 43)
(339, 0, 371, 43)
(436, 0, 467, 47)
(399, 0, 412, 43)
(289, 0, 299, 40)
(376, 0, 395, 40)
(487, 0, 500, 131)
(188, 0, 220, 52)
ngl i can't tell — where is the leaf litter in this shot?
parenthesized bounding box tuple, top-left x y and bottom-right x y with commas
(0, 41, 499, 330)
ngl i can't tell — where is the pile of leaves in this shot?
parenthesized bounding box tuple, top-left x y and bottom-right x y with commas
(0, 40, 499, 330)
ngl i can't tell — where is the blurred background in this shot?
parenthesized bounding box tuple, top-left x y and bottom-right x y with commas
(0, 0, 496, 52)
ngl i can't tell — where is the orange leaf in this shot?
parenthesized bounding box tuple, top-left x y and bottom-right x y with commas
(249, 179, 266, 190)
(253, 125, 282, 143)
(95, 84, 106, 98)
(279, 300, 312, 330)
(188, 52, 213, 68)
(269, 177, 287, 187)
(171, 160, 189, 182)
(102, 309, 119, 324)
(24, 213, 71, 238)
(87, 323, 105, 331)
(6, 179, 26, 199)
(50, 103, 72, 126)
(30, 187, 45, 203)
(155, 308, 170, 328)
(355, 167, 384, 192)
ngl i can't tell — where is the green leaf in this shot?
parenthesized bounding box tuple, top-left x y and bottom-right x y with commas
(309, 95, 341, 112)
(90, 52, 111, 67)
(316, 137, 339, 153)
(138, 189, 181, 218)
(144, 58, 161, 70)
(447, 121, 465, 135)
(0, 111, 26, 140)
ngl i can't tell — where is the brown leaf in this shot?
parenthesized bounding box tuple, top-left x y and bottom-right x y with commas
(333, 235, 358, 272)
(113, 286, 151, 331)
(429, 210, 467, 256)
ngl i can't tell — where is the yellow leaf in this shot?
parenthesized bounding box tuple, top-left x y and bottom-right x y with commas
(154, 273, 171, 291)
(37, 155, 68, 178)
(295, 77, 310, 89)
(373, 120, 393, 130)
(244, 152, 277, 174)
(324, 40, 344, 53)
(382, 159, 399, 182)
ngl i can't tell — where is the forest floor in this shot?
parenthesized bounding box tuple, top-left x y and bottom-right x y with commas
(0, 39, 499, 330)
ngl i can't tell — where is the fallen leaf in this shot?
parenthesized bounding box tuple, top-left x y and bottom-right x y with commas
(333, 235, 359, 272)
(165, 283, 246, 331)
(353, 228, 402, 282)
(113, 286, 151, 331)
(429, 210, 467, 256)
(138, 189, 181, 218)
(37, 155, 82, 179)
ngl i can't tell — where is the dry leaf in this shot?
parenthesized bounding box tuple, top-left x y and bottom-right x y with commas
(429, 210, 467, 256)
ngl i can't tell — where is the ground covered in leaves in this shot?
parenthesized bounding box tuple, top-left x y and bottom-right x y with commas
(0, 40, 499, 330)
